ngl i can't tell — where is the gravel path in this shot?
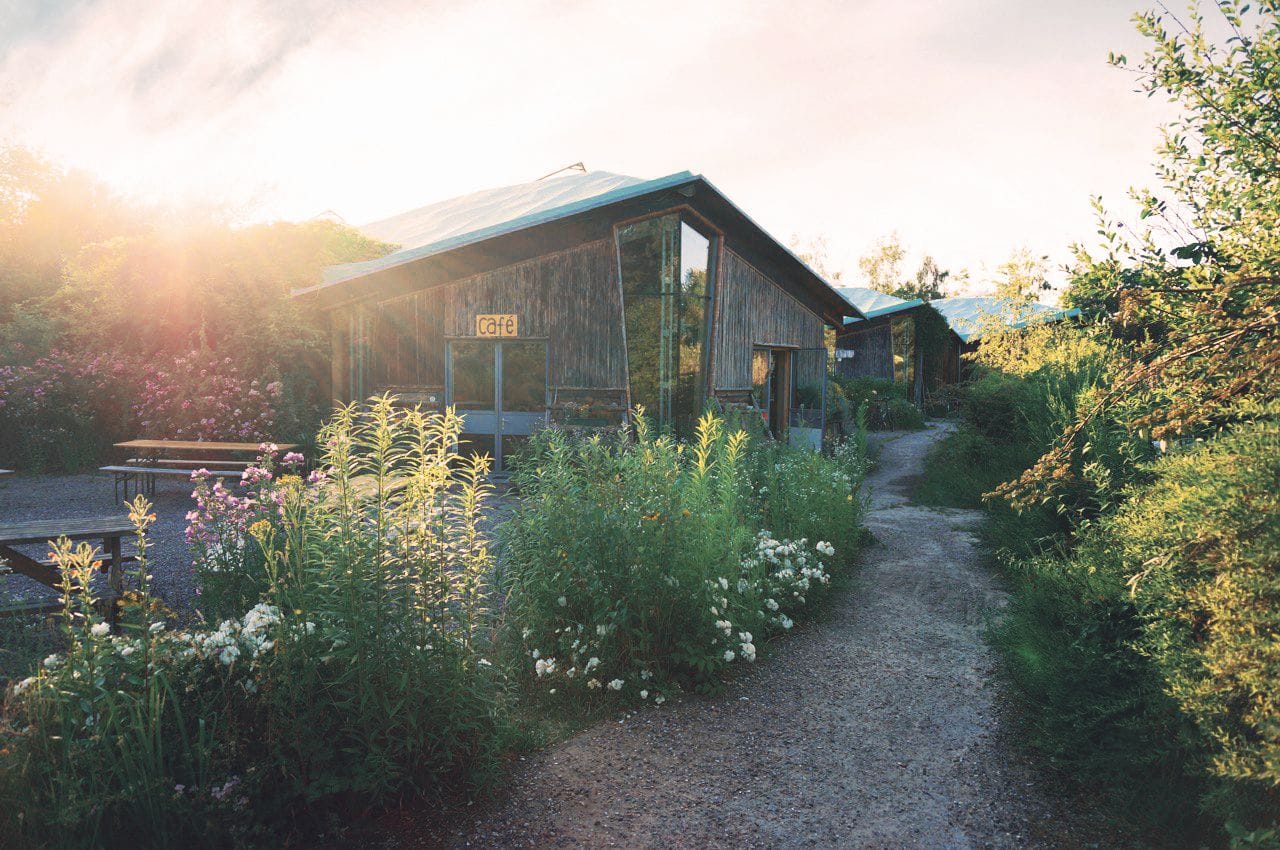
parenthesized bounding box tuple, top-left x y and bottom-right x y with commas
(415, 422, 1117, 849)
(0, 473, 199, 612)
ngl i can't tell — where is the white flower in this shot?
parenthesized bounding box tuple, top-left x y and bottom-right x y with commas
(587, 678, 602, 689)
(766, 598, 779, 611)
(723, 650, 735, 662)
(718, 577, 729, 591)
(43, 654, 59, 669)
(521, 627, 532, 640)
(90, 622, 110, 637)
(607, 678, 624, 691)
(557, 595, 567, 607)
(585, 656, 600, 672)
(654, 694, 666, 705)
(149, 621, 166, 634)
(531, 649, 540, 659)
(738, 631, 753, 644)
(12, 676, 36, 695)
(121, 645, 136, 657)
(780, 615, 793, 630)
(535, 658, 556, 677)
(741, 642, 757, 662)
(478, 658, 492, 667)
(640, 690, 648, 699)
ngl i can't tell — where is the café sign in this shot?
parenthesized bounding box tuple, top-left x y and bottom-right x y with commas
(475, 314, 518, 337)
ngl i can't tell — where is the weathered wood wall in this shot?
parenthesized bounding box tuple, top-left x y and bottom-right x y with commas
(713, 249, 825, 390)
(836, 323, 895, 380)
(346, 239, 623, 402)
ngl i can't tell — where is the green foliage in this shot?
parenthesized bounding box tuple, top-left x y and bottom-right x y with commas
(0, 145, 396, 468)
(829, 375, 924, 431)
(501, 412, 866, 705)
(0, 400, 515, 847)
(1113, 418, 1280, 830)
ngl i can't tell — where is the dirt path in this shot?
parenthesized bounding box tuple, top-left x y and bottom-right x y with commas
(417, 423, 1112, 849)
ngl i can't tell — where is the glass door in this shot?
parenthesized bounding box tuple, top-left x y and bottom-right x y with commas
(446, 340, 547, 472)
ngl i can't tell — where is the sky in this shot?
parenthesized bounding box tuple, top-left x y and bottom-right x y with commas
(0, 0, 1176, 294)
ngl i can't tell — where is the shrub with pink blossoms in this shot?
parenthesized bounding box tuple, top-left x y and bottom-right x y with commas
(0, 349, 138, 471)
(187, 447, 303, 618)
(134, 350, 280, 442)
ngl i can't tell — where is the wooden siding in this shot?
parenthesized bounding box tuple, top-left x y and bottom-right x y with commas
(713, 249, 825, 390)
(836, 324, 895, 380)
(350, 240, 623, 402)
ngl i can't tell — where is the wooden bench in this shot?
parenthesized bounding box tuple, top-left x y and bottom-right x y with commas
(0, 516, 136, 620)
(100, 465, 246, 500)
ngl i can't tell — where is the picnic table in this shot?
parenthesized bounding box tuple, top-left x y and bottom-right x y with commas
(0, 516, 134, 617)
(103, 439, 299, 499)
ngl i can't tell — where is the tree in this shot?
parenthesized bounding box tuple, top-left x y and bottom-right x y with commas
(909, 254, 951, 300)
(857, 233, 907, 295)
(1003, 0, 1280, 507)
(992, 248, 1050, 302)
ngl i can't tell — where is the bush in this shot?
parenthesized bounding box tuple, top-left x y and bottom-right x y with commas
(135, 350, 280, 442)
(0, 349, 137, 471)
(0, 348, 291, 471)
(501, 412, 865, 705)
(0, 398, 514, 847)
(1109, 418, 1280, 834)
(830, 375, 924, 431)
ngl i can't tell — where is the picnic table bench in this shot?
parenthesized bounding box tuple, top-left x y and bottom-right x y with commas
(0, 516, 135, 618)
(103, 439, 298, 499)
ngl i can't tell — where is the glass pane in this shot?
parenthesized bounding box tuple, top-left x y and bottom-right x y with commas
(451, 341, 495, 410)
(790, 348, 827, 429)
(891, 316, 915, 385)
(675, 222, 710, 424)
(501, 342, 547, 412)
(617, 215, 711, 432)
(751, 349, 772, 413)
(455, 433, 496, 468)
(618, 216, 676, 426)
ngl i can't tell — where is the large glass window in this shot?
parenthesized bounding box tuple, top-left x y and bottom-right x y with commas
(617, 215, 713, 431)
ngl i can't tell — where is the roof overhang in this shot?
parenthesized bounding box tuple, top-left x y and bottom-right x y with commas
(294, 172, 860, 327)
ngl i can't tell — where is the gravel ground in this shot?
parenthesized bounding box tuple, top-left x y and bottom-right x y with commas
(392, 422, 1122, 850)
(0, 472, 513, 617)
(0, 472, 199, 612)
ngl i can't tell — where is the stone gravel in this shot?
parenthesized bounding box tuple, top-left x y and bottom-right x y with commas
(389, 422, 1123, 850)
(0, 472, 199, 613)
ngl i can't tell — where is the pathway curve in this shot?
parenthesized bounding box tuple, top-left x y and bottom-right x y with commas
(415, 422, 1113, 849)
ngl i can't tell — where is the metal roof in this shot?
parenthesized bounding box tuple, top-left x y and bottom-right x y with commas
(930, 295, 1082, 343)
(836, 286, 925, 323)
(305, 170, 694, 291)
(295, 168, 857, 325)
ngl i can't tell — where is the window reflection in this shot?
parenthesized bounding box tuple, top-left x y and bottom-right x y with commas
(617, 215, 712, 432)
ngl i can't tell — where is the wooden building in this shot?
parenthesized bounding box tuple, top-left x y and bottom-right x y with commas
(294, 169, 857, 470)
(832, 287, 927, 403)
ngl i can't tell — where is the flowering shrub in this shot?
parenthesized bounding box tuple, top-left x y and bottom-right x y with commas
(503, 412, 865, 705)
(0, 347, 288, 471)
(135, 350, 280, 441)
(186, 445, 307, 618)
(0, 398, 512, 846)
(0, 348, 137, 470)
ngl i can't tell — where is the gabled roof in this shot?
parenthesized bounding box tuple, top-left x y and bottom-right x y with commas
(316, 170, 664, 288)
(836, 286, 925, 323)
(931, 295, 1081, 343)
(295, 169, 858, 327)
